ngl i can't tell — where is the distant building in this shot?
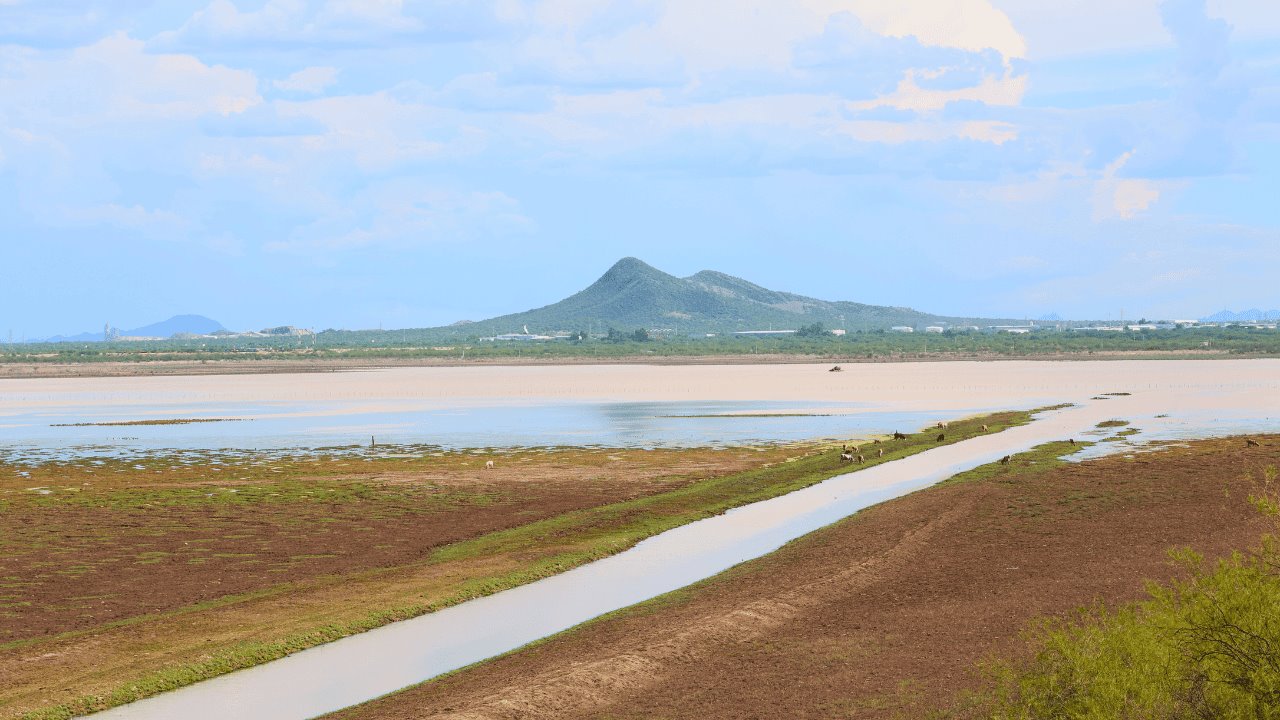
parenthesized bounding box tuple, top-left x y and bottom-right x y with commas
(732, 330, 796, 337)
(490, 333, 559, 341)
(831, 329, 846, 336)
(924, 326, 944, 334)
(890, 326, 914, 333)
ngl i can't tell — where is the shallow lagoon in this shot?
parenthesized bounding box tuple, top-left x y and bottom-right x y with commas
(0, 399, 957, 464)
(3, 359, 1278, 465)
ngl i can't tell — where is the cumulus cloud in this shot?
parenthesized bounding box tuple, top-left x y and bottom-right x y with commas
(1127, 0, 1248, 177)
(274, 66, 338, 94)
(0, 33, 260, 124)
(1094, 150, 1162, 219)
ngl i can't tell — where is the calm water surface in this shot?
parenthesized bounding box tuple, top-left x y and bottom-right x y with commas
(0, 399, 964, 464)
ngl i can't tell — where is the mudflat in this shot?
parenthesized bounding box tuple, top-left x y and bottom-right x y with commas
(4, 359, 1278, 415)
(0, 447, 796, 644)
(0, 350, 1236, 380)
(0, 444, 806, 719)
(324, 435, 1279, 720)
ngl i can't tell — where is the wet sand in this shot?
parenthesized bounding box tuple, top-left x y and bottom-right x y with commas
(4, 359, 1277, 416)
(0, 350, 1235, 380)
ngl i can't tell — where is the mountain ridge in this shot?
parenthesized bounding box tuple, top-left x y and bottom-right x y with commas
(434, 257, 1016, 337)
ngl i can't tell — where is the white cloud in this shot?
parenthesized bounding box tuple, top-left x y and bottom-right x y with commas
(0, 33, 259, 123)
(274, 66, 338, 94)
(265, 181, 532, 256)
(50, 202, 189, 238)
(849, 67, 1027, 112)
(1094, 150, 1162, 220)
(840, 119, 1017, 145)
(842, 0, 1027, 58)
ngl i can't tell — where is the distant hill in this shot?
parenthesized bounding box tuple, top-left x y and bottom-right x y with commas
(44, 314, 225, 342)
(1201, 309, 1280, 323)
(431, 257, 1016, 337)
(127, 315, 224, 338)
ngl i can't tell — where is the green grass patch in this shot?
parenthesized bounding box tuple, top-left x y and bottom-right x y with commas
(1095, 419, 1130, 428)
(941, 440, 1091, 487)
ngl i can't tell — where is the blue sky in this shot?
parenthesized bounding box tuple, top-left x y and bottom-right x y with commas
(2, 0, 1277, 336)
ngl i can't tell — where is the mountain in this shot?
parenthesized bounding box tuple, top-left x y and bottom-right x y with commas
(1201, 309, 1280, 323)
(126, 315, 224, 338)
(434, 257, 1015, 337)
(43, 315, 225, 342)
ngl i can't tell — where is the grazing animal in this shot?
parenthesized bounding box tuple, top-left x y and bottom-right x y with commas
(840, 451, 855, 463)
(873, 439, 881, 445)
(1247, 439, 1261, 447)
(893, 431, 907, 440)
(936, 421, 949, 429)
(981, 424, 988, 432)
(829, 365, 843, 372)
(857, 454, 865, 463)
(1000, 455, 1011, 465)
(485, 460, 494, 469)
(878, 448, 884, 458)
(1069, 438, 1076, 445)
(936, 433, 945, 442)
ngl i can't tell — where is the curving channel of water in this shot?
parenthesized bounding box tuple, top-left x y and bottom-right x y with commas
(82, 395, 1214, 720)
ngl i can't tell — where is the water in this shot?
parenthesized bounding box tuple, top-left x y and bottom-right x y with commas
(0, 399, 952, 464)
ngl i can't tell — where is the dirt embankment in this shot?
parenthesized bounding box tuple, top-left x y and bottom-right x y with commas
(327, 436, 1279, 720)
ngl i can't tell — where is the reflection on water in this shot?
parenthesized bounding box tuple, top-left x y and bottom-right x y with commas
(0, 400, 958, 465)
(1070, 405, 1280, 460)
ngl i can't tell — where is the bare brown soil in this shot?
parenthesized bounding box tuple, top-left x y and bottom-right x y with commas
(0, 349, 1234, 379)
(327, 435, 1280, 720)
(0, 446, 793, 645)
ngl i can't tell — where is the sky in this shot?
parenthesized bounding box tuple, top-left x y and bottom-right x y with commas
(1, 0, 1278, 336)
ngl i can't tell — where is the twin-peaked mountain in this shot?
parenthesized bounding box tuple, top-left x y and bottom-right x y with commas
(444, 257, 1011, 336)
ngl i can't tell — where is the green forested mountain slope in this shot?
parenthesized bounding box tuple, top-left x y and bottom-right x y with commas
(430, 257, 1013, 337)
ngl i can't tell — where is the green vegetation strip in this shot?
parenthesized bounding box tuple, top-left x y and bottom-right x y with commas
(4, 323, 1280, 366)
(16, 409, 1049, 720)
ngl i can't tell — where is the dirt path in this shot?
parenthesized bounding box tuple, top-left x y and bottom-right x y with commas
(328, 436, 1279, 720)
